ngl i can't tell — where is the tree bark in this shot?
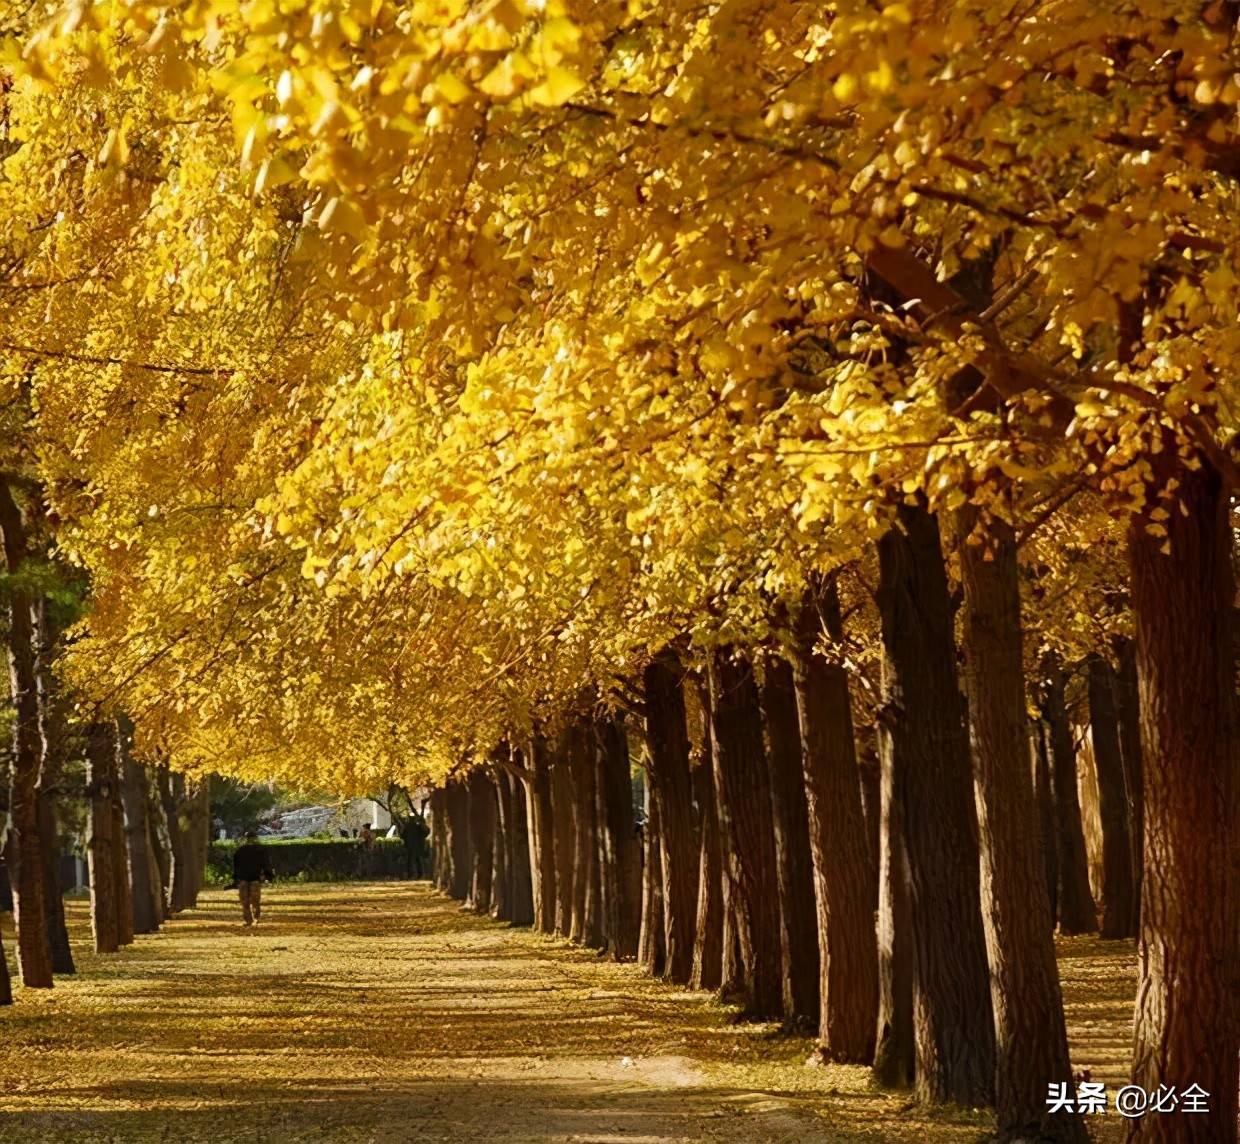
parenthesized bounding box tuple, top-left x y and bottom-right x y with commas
(876, 502, 995, 1107)
(642, 649, 698, 984)
(760, 653, 820, 1026)
(1088, 654, 1137, 940)
(708, 647, 782, 1020)
(146, 772, 173, 918)
(1127, 458, 1237, 1144)
(0, 478, 53, 988)
(467, 769, 495, 914)
(430, 786, 448, 890)
(1113, 638, 1145, 926)
(524, 733, 556, 933)
(567, 719, 601, 946)
(158, 768, 191, 912)
(549, 733, 577, 937)
(793, 577, 878, 1062)
(503, 766, 534, 926)
(637, 783, 666, 976)
(1031, 720, 1059, 929)
(491, 769, 512, 922)
(956, 509, 1085, 1142)
(1039, 660, 1098, 935)
(873, 716, 914, 1088)
(690, 680, 722, 991)
(595, 712, 639, 959)
(86, 722, 120, 954)
(118, 721, 161, 935)
(446, 778, 472, 901)
(112, 776, 135, 947)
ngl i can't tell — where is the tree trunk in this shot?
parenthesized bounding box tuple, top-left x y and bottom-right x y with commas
(957, 509, 1085, 1142)
(637, 783, 666, 976)
(876, 502, 995, 1107)
(524, 734, 556, 933)
(0, 479, 53, 989)
(550, 734, 577, 937)
(0, 925, 10, 1004)
(567, 719, 600, 946)
(118, 722, 160, 936)
(873, 717, 914, 1088)
(1113, 638, 1145, 926)
(760, 653, 820, 1026)
(709, 647, 782, 1020)
(595, 713, 639, 959)
(86, 722, 120, 954)
(467, 769, 494, 914)
(147, 773, 174, 918)
(112, 782, 134, 947)
(492, 770, 513, 922)
(858, 745, 881, 912)
(1088, 655, 1137, 940)
(446, 778, 472, 901)
(793, 577, 878, 1062)
(430, 786, 448, 890)
(642, 648, 698, 984)
(1032, 720, 1059, 929)
(504, 767, 534, 926)
(158, 768, 191, 913)
(1127, 458, 1237, 1144)
(690, 682, 722, 991)
(1039, 660, 1098, 935)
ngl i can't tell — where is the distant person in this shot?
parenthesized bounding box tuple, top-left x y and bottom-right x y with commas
(231, 830, 275, 926)
(401, 813, 429, 879)
(359, 823, 375, 850)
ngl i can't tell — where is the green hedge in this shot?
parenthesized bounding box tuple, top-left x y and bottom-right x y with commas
(207, 837, 409, 884)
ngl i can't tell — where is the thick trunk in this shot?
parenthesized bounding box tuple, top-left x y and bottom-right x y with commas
(1040, 661, 1098, 935)
(858, 746, 881, 912)
(873, 717, 914, 1088)
(690, 686, 722, 992)
(760, 654, 820, 1026)
(956, 510, 1085, 1143)
(119, 727, 160, 935)
(1127, 459, 1237, 1144)
(86, 722, 120, 954)
(146, 775, 173, 918)
(642, 649, 698, 984)
(550, 734, 577, 937)
(0, 926, 10, 1004)
(567, 720, 601, 946)
(793, 578, 878, 1062)
(467, 769, 495, 914)
(504, 767, 534, 926)
(158, 768, 190, 913)
(1088, 655, 1137, 940)
(36, 790, 73, 974)
(524, 734, 556, 933)
(1114, 638, 1145, 926)
(446, 778, 472, 901)
(709, 647, 782, 1020)
(595, 713, 639, 959)
(0, 480, 53, 989)
(876, 503, 995, 1107)
(637, 783, 666, 976)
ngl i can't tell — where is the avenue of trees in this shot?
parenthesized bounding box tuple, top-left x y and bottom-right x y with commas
(1, 1, 1238, 1142)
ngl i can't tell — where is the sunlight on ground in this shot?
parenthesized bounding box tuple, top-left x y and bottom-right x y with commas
(0, 884, 1133, 1142)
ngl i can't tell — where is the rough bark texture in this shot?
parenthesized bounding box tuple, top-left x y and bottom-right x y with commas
(86, 722, 120, 954)
(956, 511, 1085, 1143)
(595, 713, 639, 959)
(146, 775, 173, 921)
(1040, 661, 1098, 936)
(0, 479, 53, 988)
(793, 578, 878, 1062)
(689, 682, 722, 992)
(637, 784, 666, 977)
(524, 734, 557, 934)
(1127, 459, 1237, 1144)
(1088, 655, 1137, 940)
(642, 649, 699, 984)
(873, 718, 914, 1088)
(118, 722, 161, 936)
(708, 647, 782, 1021)
(467, 769, 495, 914)
(760, 654, 820, 1026)
(876, 503, 995, 1107)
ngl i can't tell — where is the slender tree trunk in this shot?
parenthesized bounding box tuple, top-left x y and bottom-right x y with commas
(1113, 638, 1145, 926)
(118, 722, 160, 935)
(492, 770, 513, 922)
(524, 734, 556, 933)
(1040, 660, 1098, 935)
(760, 653, 820, 1026)
(595, 713, 639, 959)
(147, 774, 173, 918)
(690, 685, 722, 991)
(857, 745, 881, 912)
(956, 509, 1085, 1142)
(429, 787, 448, 890)
(876, 503, 995, 1107)
(112, 781, 134, 947)
(0, 479, 53, 988)
(0, 924, 10, 1004)
(709, 647, 782, 1020)
(720, 854, 744, 1000)
(466, 769, 495, 914)
(567, 720, 601, 945)
(1127, 458, 1237, 1144)
(446, 778, 472, 901)
(637, 784, 666, 976)
(158, 768, 190, 913)
(550, 734, 577, 937)
(505, 767, 534, 926)
(642, 649, 698, 984)
(873, 717, 914, 1088)
(793, 577, 878, 1062)
(1088, 655, 1137, 940)
(1032, 720, 1059, 930)
(86, 722, 120, 954)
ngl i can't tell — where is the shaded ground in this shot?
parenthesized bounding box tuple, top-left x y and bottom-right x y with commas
(1, 883, 1134, 1142)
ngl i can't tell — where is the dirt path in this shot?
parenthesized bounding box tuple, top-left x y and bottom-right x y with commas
(0, 883, 1130, 1143)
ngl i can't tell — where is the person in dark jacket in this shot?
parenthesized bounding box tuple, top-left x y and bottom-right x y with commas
(232, 831, 275, 926)
(401, 813, 430, 879)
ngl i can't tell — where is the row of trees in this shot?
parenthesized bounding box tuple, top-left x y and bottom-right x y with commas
(2, 2, 1237, 1142)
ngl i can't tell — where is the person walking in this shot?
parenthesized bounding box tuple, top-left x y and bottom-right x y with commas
(401, 812, 430, 879)
(232, 830, 275, 926)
